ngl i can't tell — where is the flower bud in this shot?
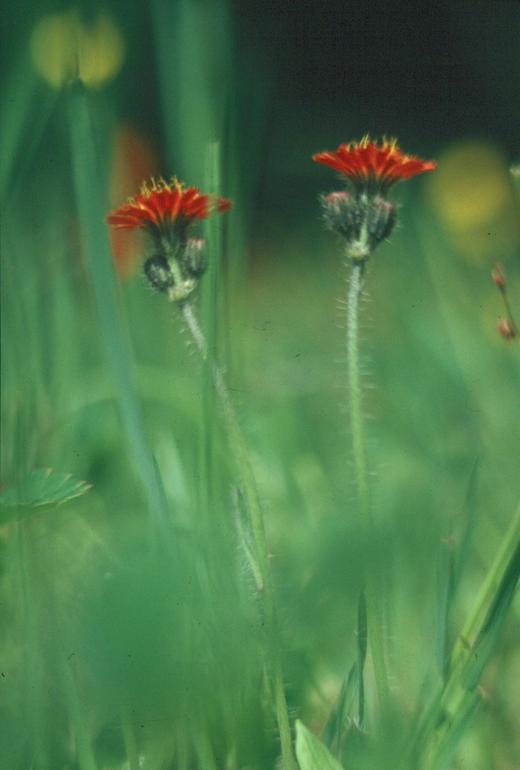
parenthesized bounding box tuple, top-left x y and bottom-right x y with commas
(320, 191, 364, 240)
(491, 264, 506, 290)
(366, 196, 397, 246)
(320, 191, 397, 253)
(143, 255, 175, 293)
(182, 238, 207, 278)
(497, 319, 517, 341)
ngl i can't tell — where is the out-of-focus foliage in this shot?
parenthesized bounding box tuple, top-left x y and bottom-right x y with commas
(1, 1, 519, 769)
(30, 9, 125, 89)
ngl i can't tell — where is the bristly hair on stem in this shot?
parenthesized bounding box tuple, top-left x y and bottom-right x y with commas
(345, 253, 389, 710)
(107, 176, 297, 770)
(313, 137, 437, 717)
(177, 297, 297, 770)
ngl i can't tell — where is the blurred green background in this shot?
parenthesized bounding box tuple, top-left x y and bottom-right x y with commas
(1, 2, 519, 769)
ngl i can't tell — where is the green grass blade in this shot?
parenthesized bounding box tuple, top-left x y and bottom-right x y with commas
(295, 720, 345, 770)
(435, 539, 455, 680)
(356, 589, 368, 727)
(0, 53, 59, 202)
(453, 459, 480, 587)
(150, 0, 231, 177)
(67, 81, 170, 542)
(322, 663, 357, 755)
(414, 503, 520, 770)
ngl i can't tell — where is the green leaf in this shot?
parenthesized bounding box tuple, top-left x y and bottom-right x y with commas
(295, 720, 345, 770)
(0, 468, 91, 510)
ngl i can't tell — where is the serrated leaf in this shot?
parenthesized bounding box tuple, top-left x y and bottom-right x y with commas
(0, 468, 91, 510)
(295, 720, 345, 770)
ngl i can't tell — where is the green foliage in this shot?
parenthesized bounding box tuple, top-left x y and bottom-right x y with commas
(1, 2, 519, 769)
(0, 468, 91, 514)
(295, 720, 345, 770)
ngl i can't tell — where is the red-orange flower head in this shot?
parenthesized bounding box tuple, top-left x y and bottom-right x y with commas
(313, 136, 436, 193)
(106, 177, 232, 301)
(313, 137, 436, 259)
(107, 176, 232, 243)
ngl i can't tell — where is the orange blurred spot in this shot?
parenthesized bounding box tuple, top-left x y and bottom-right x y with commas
(109, 125, 159, 279)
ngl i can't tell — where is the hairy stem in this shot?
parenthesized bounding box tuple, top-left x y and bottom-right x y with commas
(346, 263, 369, 516)
(346, 258, 389, 707)
(177, 298, 296, 770)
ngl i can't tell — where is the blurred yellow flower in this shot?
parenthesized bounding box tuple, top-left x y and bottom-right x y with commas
(30, 10, 125, 89)
(427, 142, 520, 263)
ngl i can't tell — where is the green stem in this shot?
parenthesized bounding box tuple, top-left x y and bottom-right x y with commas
(346, 259, 389, 707)
(177, 299, 296, 770)
(346, 263, 369, 516)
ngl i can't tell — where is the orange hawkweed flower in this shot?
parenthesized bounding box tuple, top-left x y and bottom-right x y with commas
(313, 136, 436, 192)
(107, 177, 232, 242)
(109, 125, 159, 279)
(107, 177, 232, 300)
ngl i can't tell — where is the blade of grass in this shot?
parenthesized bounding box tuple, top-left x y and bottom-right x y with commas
(448, 502, 520, 676)
(0, 53, 59, 203)
(322, 663, 357, 755)
(67, 80, 170, 545)
(356, 590, 368, 728)
(322, 591, 367, 757)
(150, 0, 231, 177)
(435, 460, 479, 680)
(414, 502, 520, 770)
(295, 720, 345, 770)
(435, 538, 455, 680)
(453, 458, 480, 587)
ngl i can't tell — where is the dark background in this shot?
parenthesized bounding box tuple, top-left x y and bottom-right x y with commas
(231, 0, 520, 148)
(3, 0, 519, 268)
(4, 0, 520, 154)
